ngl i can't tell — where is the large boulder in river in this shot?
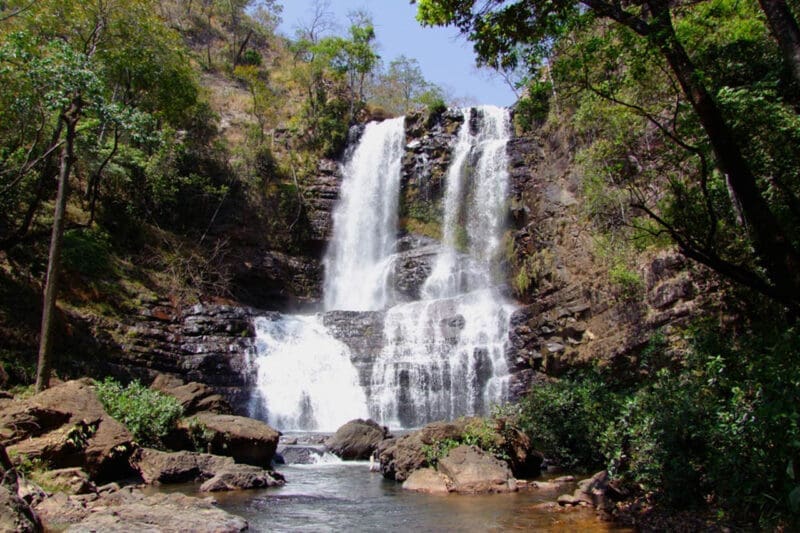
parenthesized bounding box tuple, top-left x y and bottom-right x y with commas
(199, 464, 284, 492)
(437, 445, 516, 493)
(34, 486, 247, 532)
(377, 420, 465, 481)
(325, 419, 389, 460)
(378, 418, 542, 482)
(0, 379, 134, 481)
(176, 413, 280, 467)
(150, 374, 232, 416)
(402, 467, 450, 494)
(131, 448, 283, 492)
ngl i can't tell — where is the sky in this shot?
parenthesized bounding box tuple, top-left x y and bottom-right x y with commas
(275, 0, 517, 107)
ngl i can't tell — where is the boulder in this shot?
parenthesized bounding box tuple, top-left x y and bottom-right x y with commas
(276, 445, 327, 465)
(199, 464, 284, 492)
(496, 423, 544, 479)
(557, 471, 609, 508)
(437, 445, 516, 494)
(35, 486, 247, 532)
(176, 413, 280, 467)
(0, 444, 41, 532)
(0, 379, 134, 481)
(0, 486, 41, 533)
(130, 448, 233, 484)
(31, 468, 95, 495)
(150, 375, 232, 416)
(377, 420, 471, 481)
(325, 419, 389, 460)
(402, 468, 450, 494)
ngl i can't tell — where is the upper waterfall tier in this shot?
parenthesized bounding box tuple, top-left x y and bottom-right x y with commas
(322, 117, 406, 312)
(422, 106, 511, 300)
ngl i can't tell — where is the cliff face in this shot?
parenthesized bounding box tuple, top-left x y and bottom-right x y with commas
(22, 109, 712, 414)
(503, 125, 714, 397)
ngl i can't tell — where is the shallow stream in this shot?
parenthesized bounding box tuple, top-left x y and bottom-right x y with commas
(209, 459, 630, 532)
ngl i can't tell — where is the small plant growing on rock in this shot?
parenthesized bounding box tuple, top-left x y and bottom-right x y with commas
(95, 378, 182, 449)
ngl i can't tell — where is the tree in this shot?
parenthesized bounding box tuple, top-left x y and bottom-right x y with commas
(416, 0, 800, 312)
(758, 0, 800, 87)
(0, 0, 202, 390)
(370, 55, 446, 115)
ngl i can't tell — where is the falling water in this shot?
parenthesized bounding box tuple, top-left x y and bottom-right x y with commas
(369, 106, 515, 426)
(250, 107, 514, 431)
(323, 117, 406, 312)
(250, 315, 368, 431)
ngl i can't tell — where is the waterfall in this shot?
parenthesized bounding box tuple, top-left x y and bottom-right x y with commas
(250, 107, 515, 431)
(369, 106, 515, 427)
(249, 315, 368, 431)
(323, 117, 406, 312)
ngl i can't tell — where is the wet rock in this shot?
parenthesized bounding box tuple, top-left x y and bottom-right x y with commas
(437, 445, 517, 494)
(199, 464, 284, 492)
(391, 240, 440, 300)
(402, 468, 450, 494)
(322, 310, 385, 366)
(326, 419, 389, 460)
(276, 445, 326, 465)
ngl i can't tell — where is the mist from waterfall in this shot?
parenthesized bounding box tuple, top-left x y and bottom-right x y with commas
(250, 107, 515, 431)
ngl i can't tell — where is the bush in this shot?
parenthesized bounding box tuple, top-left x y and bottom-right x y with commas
(519, 373, 624, 471)
(514, 80, 551, 132)
(519, 324, 800, 527)
(95, 378, 183, 449)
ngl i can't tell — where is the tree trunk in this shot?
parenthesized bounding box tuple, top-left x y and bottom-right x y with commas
(758, 0, 800, 87)
(646, 0, 800, 306)
(35, 100, 80, 392)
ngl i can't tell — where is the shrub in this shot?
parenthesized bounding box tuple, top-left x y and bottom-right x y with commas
(514, 80, 551, 133)
(519, 324, 800, 527)
(95, 378, 183, 449)
(519, 373, 625, 471)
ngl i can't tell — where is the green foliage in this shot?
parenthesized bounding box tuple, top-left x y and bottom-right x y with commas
(422, 418, 509, 467)
(519, 324, 800, 526)
(605, 326, 800, 525)
(608, 263, 644, 300)
(514, 80, 552, 132)
(369, 55, 448, 115)
(519, 373, 624, 471)
(95, 378, 183, 449)
(61, 228, 112, 277)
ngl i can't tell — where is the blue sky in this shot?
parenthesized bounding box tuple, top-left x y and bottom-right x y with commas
(276, 0, 517, 107)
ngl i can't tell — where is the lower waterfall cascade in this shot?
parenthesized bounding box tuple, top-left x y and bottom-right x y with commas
(249, 106, 517, 431)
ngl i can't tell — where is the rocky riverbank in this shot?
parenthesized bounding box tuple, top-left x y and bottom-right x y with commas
(0, 378, 284, 531)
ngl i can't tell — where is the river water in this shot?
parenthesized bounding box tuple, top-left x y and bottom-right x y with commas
(144, 436, 631, 531)
(209, 459, 629, 532)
